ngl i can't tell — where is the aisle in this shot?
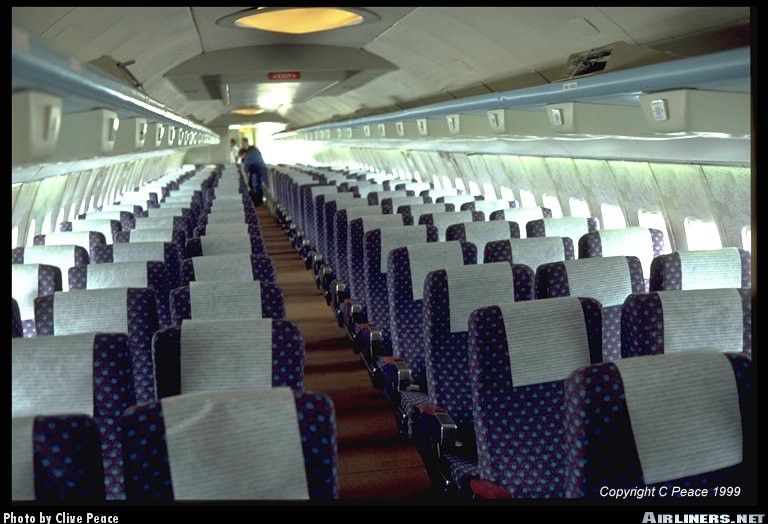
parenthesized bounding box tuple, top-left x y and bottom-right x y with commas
(256, 206, 434, 500)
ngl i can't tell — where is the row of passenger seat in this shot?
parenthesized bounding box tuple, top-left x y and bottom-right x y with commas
(266, 163, 752, 500)
(12, 165, 339, 501)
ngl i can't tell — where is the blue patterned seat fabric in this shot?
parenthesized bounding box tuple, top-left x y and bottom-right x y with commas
(649, 249, 751, 291)
(120, 390, 339, 500)
(468, 297, 603, 498)
(12, 263, 62, 338)
(169, 281, 285, 325)
(562, 353, 753, 499)
(12, 297, 23, 337)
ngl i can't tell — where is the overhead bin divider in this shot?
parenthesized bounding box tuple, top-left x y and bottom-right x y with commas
(416, 117, 451, 138)
(113, 117, 147, 154)
(166, 126, 177, 147)
(377, 124, 387, 138)
(54, 108, 119, 160)
(544, 102, 643, 135)
(142, 123, 164, 150)
(12, 90, 62, 166)
(639, 89, 750, 136)
(363, 125, 372, 137)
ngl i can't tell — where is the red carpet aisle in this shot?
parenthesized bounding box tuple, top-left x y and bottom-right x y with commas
(257, 205, 434, 500)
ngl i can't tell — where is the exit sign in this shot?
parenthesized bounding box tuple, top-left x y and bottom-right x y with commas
(268, 71, 301, 80)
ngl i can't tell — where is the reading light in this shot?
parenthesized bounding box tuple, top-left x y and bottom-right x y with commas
(217, 7, 379, 35)
(232, 108, 264, 116)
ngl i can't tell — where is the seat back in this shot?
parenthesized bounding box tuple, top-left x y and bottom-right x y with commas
(185, 234, 264, 257)
(387, 241, 477, 385)
(563, 352, 753, 499)
(446, 221, 519, 262)
(83, 210, 135, 231)
(13, 415, 105, 501)
(34, 231, 106, 258)
(364, 225, 438, 338)
(323, 198, 369, 268)
(170, 280, 285, 325)
(579, 227, 665, 284)
(367, 189, 407, 205)
(65, 219, 121, 244)
(527, 217, 600, 248)
(461, 200, 516, 217)
(194, 222, 261, 238)
(13, 333, 137, 499)
(134, 215, 192, 238)
(650, 248, 751, 291)
(436, 195, 477, 209)
(398, 203, 451, 225)
(424, 262, 534, 427)
(334, 205, 385, 286)
(489, 207, 552, 238)
(34, 288, 158, 404)
(181, 254, 276, 285)
(621, 288, 751, 357)
(315, 192, 357, 256)
(536, 256, 645, 360)
(484, 237, 575, 270)
(92, 241, 182, 290)
(12, 263, 62, 337)
(419, 211, 482, 241)
(13, 244, 90, 292)
(468, 296, 603, 498)
(348, 214, 405, 303)
(152, 317, 303, 397)
(381, 195, 424, 214)
(120, 389, 339, 500)
(303, 185, 338, 246)
(68, 261, 172, 328)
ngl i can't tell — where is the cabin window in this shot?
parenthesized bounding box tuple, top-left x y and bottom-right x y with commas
(483, 183, 497, 200)
(569, 198, 591, 218)
(412, 171, 422, 183)
(56, 207, 66, 228)
(519, 189, 537, 208)
(684, 217, 722, 250)
(467, 181, 481, 196)
(741, 226, 751, 251)
(40, 211, 53, 234)
(600, 203, 627, 230)
(499, 186, 515, 202)
(542, 194, 563, 218)
(441, 176, 453, 191)
(454, 178, 466, 193)
(432, 175, 442, 190)
(11, 226, 19, 249)
(638, 209, 671, 252)
(25, 219, 37, 247)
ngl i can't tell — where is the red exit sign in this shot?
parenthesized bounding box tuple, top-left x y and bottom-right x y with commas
(268, 71, 301, 80)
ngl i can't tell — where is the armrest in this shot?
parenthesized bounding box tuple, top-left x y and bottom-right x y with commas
(333, 281, 348, 309)
(346, 299, 367, 325)
(382, 357, 413, 392)
(469, 479, 513, 500)
(415, 405, 458, 460)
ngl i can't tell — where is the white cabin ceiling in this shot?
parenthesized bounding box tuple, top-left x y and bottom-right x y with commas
(12, 6, 749, 129)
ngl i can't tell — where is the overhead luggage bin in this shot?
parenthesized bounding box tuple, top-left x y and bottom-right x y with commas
(544, 101, 643, 136)
(486, 108, 551, 137)
(11, 90, 62, 166)
(53, 108, 119, 160)
(112, 117, 147, 154)
(142, 123, 165, 150)
(639, 89, 750, 136)
(415, 117, 450, 138)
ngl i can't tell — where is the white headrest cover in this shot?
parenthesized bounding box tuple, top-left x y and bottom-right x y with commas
(429, 211, 473, 241)
(134, 216, 180, 230)
(403, 203, 448, 222)
(358, 215, 404, 236)
(207, 212, 248, 225)
(496, 208, 545, 238)
(345, 205, 383, 222)
(310, 186, 339, 198)
(129, 228, 175, 243)
(112, 242, 166, 264)
(203, 223, 251, 236)
(541, 217, 590, 247)
(54, 289, 129, 335)
(471, 200, 512, 217)
(192, 254, 253, 282)
(161, 388, 309, 500)
(12, 333, 96, 416)
(199, 235, 255, 256)
(12, 264, 41, 320)
(12, 416, 35, 500)
(439, 195, 475, 208)
(71, 219, 115, 242)
(148, 207, 187, 218)
(180, 317, 273, 392)
(600, 227, 655, 279)
(678, 249, 742, 290)
(42, 231, 92, 252)
(23, 245, 77, 292)
(405, 242, 465, 301)
(461, 221, 514, 262)
(657, 289, 744, 353)
(386, 196, 423, 210)
(323, 192, 356, 205)
(378, 225, 430, 274)
(614, 351, 742, 484)
(446, 262, 515, 332)
(501, 297, 590, 387)
(87, 262, 148, 290)
(189, 281, 264, 320)
(86, 210, 124, 222)
(562, 256, 632, 307)
(333, 198, 369, 212)
(507, 237, 566, 272)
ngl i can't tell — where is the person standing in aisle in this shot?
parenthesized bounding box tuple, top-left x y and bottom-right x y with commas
(243, 145, 267, 207)
(229, 139, 239, 164)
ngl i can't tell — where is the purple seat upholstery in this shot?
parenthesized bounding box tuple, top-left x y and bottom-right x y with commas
(120, 389, 339, 500)
(484, 237, 575, 267)
(536, 256, 645, 360)
(180, 254, 276, 286)
(563, 352, 753, 499)
(380, 195, 424, 214)
(649, 248, 751, 291)
(397, 203, 452, 226)
(621, 288, 751, 357)
(81, 210, 136, 231)
(367, 189, 408, 206)
(418, 211, 484, 241)
(12, 297, 23, 338)
(12, 263, 62, 337)
(446, 221, 520, 261)
(489, 207, 552, 237)
(468, 297, 603, 498)
(59, 219, 122, 243)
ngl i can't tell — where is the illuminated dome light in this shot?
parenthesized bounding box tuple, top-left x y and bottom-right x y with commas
(217, 7, 378, 35)
(232, 108, 265, 116)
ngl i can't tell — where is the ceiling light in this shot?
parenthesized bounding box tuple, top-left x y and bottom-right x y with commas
(217, 7, 379, 35)
(232, 108, 264, 115)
